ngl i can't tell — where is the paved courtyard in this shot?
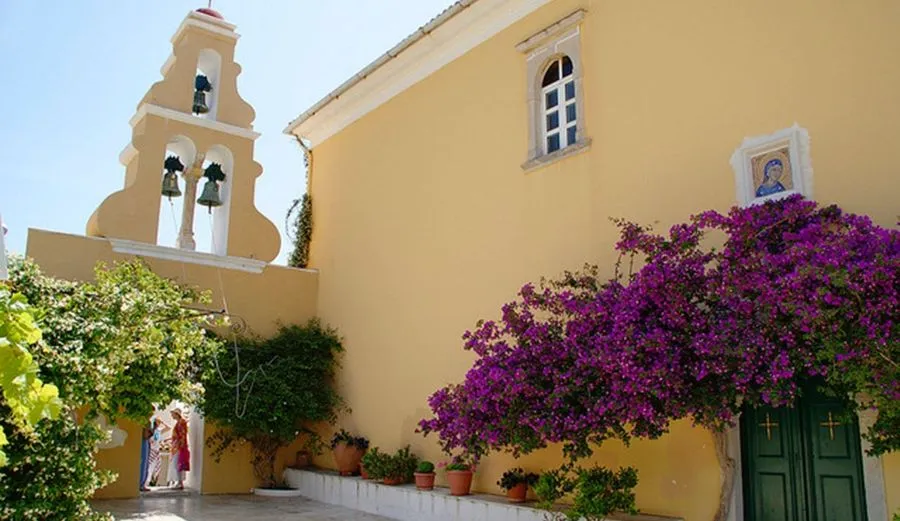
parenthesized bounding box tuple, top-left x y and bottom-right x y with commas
(95, 494, 395, 521)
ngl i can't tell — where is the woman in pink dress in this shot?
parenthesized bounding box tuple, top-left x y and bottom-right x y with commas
(170, 409, 190, 490)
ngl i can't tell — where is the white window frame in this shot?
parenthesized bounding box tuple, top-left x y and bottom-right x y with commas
(541, 57, 578, 155)
(518, 10, 590, 171)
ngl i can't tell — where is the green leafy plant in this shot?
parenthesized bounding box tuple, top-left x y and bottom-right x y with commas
(286, 193, 312, 268)
(3, 257, 221, 520)
(380, 446, 419, 482)
(416, 460, 435, 473)
(330, 429, 369, 450)
(534, 468, 575, 510)
(201, 320, 345, 489)
(442, 454, 475, 472)
(361, 447, 388, 478)
(195, 74, 212, 92)
(0, 287, 61, 467)
(497, 467, 538, 491)
(567, 466, 639, 520)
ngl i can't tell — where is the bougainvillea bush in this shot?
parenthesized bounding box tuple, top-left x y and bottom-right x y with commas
(419, 196, 899, 461)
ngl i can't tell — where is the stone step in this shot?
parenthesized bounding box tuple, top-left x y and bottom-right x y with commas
(283, 468, 684, 521)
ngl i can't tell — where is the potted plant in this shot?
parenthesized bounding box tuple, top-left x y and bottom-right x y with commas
(498, 467, 538, 503)
(442, 455, 475, 496)
(331, 430, 369, 476)
(381, 446, 418, 485)
(360, 447, 386, 480)
(414, 461, 435, 490)
(290, 433, 324, 470)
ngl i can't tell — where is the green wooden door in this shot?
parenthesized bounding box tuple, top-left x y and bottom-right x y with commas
(741, 389, 867, 521)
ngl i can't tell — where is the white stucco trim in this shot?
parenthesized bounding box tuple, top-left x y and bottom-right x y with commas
(109, 238, 267, 274)
(284, 0, 552, 145)
(170, 11, 238, 45)
(726, 412, 889, 521)
(730, 123, 813, 207)
(515, 9, 586, 53)
(129, 104, 261, 141)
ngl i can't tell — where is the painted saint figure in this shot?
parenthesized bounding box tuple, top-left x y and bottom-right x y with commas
(755, 158, 787, 197)
(170, 409, 190, 490)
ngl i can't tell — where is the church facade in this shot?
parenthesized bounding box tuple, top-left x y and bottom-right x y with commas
(284, 1, 899, 520)
(18, 1, 898, 519)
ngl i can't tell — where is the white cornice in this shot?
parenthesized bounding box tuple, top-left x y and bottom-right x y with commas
(109, 239, 267, 274)
(130, 104, 260, 141)
(171, 11, 238, 45)
(515, 9, 586, 53)
(284, 0, 551, 146)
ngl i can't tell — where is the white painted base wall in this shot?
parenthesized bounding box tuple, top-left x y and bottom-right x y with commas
(283, 468, 683, 521)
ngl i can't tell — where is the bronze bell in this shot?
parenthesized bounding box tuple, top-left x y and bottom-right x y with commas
(161, 171, 182, 198)
(192, 90, 209, 114)
(197, 179, 223, 210)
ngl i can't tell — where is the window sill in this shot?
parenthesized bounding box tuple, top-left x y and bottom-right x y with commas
(521, 138, 592, 173)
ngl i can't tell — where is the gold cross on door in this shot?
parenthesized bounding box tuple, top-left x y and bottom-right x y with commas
(758, 413, 778, 440)
(820, 412, 841, 441)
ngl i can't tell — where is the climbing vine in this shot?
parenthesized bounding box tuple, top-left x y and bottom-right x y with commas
(286, 193, 312, 269)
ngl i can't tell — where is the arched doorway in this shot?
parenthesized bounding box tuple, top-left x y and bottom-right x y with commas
(740, 384, 868, 521)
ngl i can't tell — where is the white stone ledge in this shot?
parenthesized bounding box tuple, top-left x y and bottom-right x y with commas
(283, 468, 683, 521)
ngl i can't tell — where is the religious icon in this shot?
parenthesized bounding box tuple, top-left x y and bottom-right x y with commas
(750, 146, 794, 199)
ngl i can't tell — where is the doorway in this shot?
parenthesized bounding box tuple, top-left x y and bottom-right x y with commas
(141, 401, 204, 495)
(740, 385, 867, 521)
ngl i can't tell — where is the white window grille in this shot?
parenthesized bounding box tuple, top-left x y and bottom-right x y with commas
(541, 56, 577, 154)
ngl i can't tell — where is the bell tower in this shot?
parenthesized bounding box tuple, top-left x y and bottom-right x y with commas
(86, 6, 280, 262)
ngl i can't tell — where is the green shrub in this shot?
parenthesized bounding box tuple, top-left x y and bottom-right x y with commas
(3, 258, 220, 520)
(381, 446, 418, 482)
(361, 447, 388, 478)
(497, 467, 538, 491)
(534, 468, 575, 510)
(416, 460, 435, 473)
(568, 466, 639, 520)
(201, 320, 345, 489)
(362, 446, 419, 482)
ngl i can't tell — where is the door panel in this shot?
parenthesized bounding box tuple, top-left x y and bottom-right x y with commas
(742, 406, 805, 521)
(742, 388, 867, 521)
(802, 398, 867, 521)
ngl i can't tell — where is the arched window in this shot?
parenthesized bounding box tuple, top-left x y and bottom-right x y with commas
(541, 55, 577, 154)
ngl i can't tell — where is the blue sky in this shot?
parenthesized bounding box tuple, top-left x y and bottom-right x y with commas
(0, 1, 452, 262)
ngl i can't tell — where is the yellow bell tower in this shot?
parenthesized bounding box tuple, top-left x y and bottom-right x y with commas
(86, 6, 279, 262)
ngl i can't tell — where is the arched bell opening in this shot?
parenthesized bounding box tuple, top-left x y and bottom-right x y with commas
(156, 135, 197, 248)
(193, 49, 222, 121)
(194, 145, 234, 256)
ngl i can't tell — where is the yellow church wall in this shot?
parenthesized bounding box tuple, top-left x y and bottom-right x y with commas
(302, 0, 900, 519)
(885, 453, 900, 516)
(26, 228, 319, 498)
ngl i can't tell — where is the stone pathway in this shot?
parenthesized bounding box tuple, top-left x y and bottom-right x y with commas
(95, 494, 395, 520)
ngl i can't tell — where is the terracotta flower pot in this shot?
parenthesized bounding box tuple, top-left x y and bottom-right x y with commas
(506, 482, 528, 503)
(293, 450, 311, 469)
(447, 470, 473, 496)
(414, 472, 435, 491)
(360, 463, 370, 479)
(382, 476, 404, 486)
(332, 443, 365, 476)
